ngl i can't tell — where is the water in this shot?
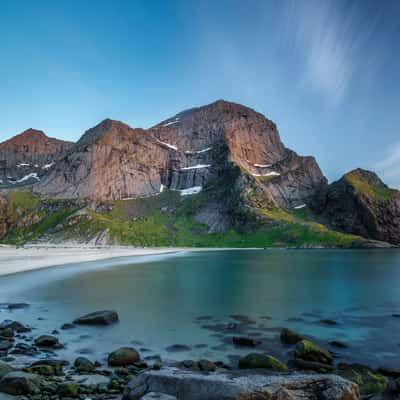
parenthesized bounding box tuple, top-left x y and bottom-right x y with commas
(1, 249, 400, 368)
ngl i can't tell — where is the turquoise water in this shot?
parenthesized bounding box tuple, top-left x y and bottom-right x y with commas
(1, 249, 400, 367)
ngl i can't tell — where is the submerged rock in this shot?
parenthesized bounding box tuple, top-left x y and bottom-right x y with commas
(74, 310, 119, 325)
(122, 367, 359, 400)
(280, 328, 303, 345)
(0, 320, 30, 333)
(108, 347, 140, 367)
(197, 359, 216, 372)
(238, 353, 288, 371)
(295, 339, 333, 365)
(232, 336, 260, 347)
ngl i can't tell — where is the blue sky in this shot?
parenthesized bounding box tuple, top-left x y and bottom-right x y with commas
(1, 0, 400, 187)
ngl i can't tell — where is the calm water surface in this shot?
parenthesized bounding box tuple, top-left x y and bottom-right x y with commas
(1, 249, 400, 367)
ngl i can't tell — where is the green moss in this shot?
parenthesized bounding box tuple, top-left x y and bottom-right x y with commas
(345, 170, 397, 200)
(342, 365, 389, 395)
(238, 353, 288, 371)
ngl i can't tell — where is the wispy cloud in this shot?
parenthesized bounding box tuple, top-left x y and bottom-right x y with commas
(282, 0, 379, 106)
(375, 142, 400, 188)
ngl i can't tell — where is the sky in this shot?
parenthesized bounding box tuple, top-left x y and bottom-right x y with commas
(1, 0, 400, 187)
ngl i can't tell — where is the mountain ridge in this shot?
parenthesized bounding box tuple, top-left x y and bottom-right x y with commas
(0, 100, 398, 247)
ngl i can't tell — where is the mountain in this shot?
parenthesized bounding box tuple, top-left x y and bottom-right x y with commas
(0, 129, 73, 185)
(0, 100, 398, 248)
(37, 100, 326, 209)
(315, 169, 400, 245)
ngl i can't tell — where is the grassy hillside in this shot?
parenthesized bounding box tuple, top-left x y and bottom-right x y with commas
(0, 189, 365, 248)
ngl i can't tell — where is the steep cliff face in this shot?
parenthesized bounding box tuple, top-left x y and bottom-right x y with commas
(318, 169, 400, 245)
(36, 100, 326, 209)
(0, 129, 73, 185)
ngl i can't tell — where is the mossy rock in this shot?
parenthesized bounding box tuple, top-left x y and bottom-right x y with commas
(0, 361, 13, 379)
(238, 353, 288, 371)
(295, 339, 333, 365)
(108, 347, 140, 367)
(0, 372, 42, 395)
(280, 328, 303, 345)
(337, 364, 389, 395)
(57, 381, 80, 397)
(27, 364, 55, 376)
(30, 359, 64, 376)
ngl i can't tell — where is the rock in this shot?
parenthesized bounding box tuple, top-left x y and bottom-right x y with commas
(142, 393, 178, 400)
(232, 337, 260, 347)
(122, 367, 359, 400)
(0, 320, 30, 333)
(74, 310, 119, 325)
(330, 341, 348, 349)
(0, 362, 12, 379)
(0, 341, 12, 352)
(61, 322, 75, 330)
(6, 303, 29, 310)
(10, 342, 38, 356)
(74, 356, 96, 372)
(238, 353, 288, 371)
(0, 329, 14, 339)
(291, 358, 334, 373)
(280, 328, 303, 345)
(197, 360, 216, 372)
(377, 367, 400, 379)
(320, 319, 339, 326)
(295, 339, 333, 365)
(57, 381, 80, 397)
(34, 334, 60, 348)
(30, 359, 65, 376)
(337, 363, 389, 395)
(108, 347, 140, 367)
(165, 344, 191, 352)
(0, 371, 41, 395)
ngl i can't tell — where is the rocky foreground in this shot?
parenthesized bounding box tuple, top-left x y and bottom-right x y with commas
(0, 309, 399, 400)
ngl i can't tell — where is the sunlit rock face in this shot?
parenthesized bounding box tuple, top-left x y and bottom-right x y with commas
(0, 129, 73, 185)
(35, 100, 327, 208)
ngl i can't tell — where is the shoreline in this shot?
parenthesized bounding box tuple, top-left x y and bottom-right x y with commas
(0, 245, 264, 277)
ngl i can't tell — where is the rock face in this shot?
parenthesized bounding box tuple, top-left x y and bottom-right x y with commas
(122, 367, 360, 400)
(0, 129, 72, 185)
(316, 169, 400, 245)
(36, 100, 326, 209)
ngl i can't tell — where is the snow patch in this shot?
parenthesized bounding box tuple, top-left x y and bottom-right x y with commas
(180, 164, 211, 170)
(252, 171, 280, 177)
(179, 186, 202, 196)
(254, 163, 272, 168)
(17, 173, 40, 183)
(157, 139, 178, 151)
(42, 162, 54, 169)
(185, 147, 212, 155)
(294, 204, 306, 209)
(163, 118, 180, 127)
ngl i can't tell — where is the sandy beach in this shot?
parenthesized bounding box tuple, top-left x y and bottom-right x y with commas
(0, 245, 186, 276)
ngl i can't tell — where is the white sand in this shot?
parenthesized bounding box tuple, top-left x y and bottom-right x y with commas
(0, 245, 186, 276)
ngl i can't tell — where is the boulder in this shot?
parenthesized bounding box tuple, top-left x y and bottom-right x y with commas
(122, 367, 360, 400)
(238, 354, 288, 371)
(337, 364, 389, 395)
(295, 339, 333, 365)
(74, 310, 119, 325)
(34, 334, 60, 348)
(29, 359, 65, 376)
(0, 371, 41, 395)
(0, 320, 30, 333)
(108, 347, 140, 366)
(197, 359, 216, 372)
(280, 328, 303, 345)
(57, 381, 80, 397)
(74, 356, 96, 372)
(0, 363, 12, 379)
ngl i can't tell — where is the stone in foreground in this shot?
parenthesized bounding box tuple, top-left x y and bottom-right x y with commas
(0, 371, 41, 395)
(73, 310, 119, 325)
(122, 367, 359, 400)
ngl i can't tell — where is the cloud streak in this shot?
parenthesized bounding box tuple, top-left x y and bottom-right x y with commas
(375, 142, 400, 188)
(282, 0, 379, 106)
